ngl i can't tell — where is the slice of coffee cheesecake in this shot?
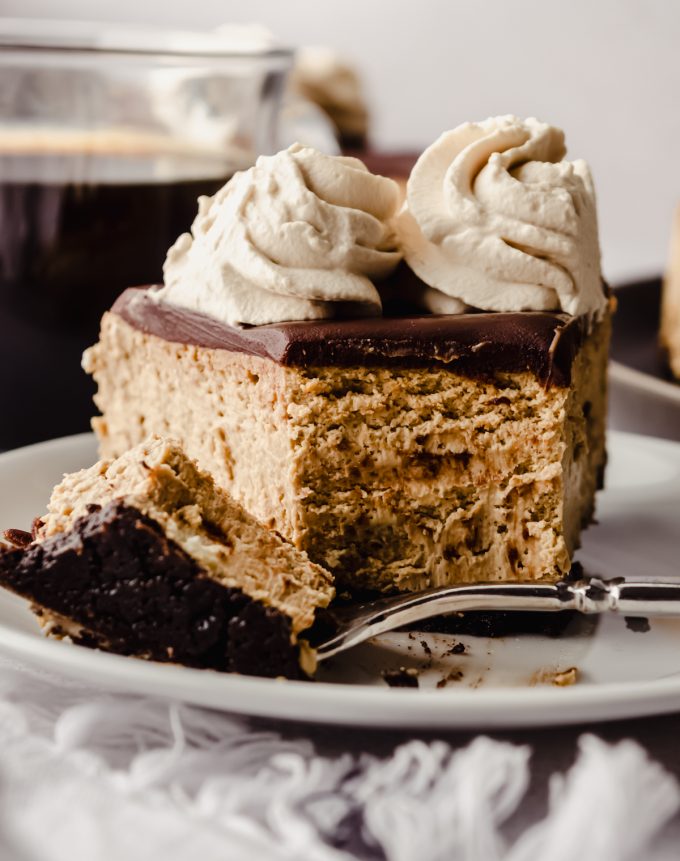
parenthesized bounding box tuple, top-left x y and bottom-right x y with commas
(85, 292, 608, 593)
(0, 437, 334, 677)
(84, 126, 610, 593)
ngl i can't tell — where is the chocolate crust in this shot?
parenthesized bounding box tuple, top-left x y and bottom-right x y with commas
(113, 286, 587, 387)
(0, 502, 303, 679)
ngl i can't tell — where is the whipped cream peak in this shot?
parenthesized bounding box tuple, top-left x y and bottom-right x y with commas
(156, 143, 401, 327)
(396, 115, 606, 319)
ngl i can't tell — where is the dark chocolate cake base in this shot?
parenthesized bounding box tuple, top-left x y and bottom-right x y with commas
(0, 502, 303, 679)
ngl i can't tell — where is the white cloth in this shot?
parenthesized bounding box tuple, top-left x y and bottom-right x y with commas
(0, 658, 677, 861)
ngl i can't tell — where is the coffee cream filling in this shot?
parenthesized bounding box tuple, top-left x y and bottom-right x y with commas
(84, 309, 609, 592)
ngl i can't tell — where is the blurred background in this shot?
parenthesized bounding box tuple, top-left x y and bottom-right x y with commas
(2, 0, 679, 447)
(5, 0, 679, 284)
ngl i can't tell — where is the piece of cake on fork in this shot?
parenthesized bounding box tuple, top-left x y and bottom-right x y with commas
(0, 437, 334, 678)
(83, 123, 611, 594)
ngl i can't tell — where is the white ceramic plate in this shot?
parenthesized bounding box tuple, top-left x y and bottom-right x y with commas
(609, 278, 680, 441)
(1, 431, 680, 729)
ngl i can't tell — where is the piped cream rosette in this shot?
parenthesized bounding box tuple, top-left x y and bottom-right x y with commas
(395, 116, 606, 319)
(156, 143, 402, 327)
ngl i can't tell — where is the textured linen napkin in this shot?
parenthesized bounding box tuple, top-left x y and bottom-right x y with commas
(0, 657, 677, 861)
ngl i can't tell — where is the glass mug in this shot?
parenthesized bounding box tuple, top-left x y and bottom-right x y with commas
(0, 20, 292, 449)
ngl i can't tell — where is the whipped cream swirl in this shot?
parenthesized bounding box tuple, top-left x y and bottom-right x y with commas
(395, 116, 605, 318)
(156, 143, 401, 326)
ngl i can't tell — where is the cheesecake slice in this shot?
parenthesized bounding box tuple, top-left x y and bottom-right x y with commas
(0, 437, 334, 677)
(83, 123, 610, 596)
(83, 290, 609, 593)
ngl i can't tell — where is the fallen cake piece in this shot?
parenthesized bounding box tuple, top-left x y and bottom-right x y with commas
(0, 437, 334, 678)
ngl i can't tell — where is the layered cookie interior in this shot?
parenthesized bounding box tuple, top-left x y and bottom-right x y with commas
(0, 437, 334, 677)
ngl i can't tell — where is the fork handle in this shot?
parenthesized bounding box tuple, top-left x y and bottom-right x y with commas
(314, 578, 680, 662)
(573, 579, 680, 616)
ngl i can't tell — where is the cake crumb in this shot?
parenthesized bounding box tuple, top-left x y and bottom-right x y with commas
(530, 666, 579, 687)
(2, 529, 32, 549)
(436, 668, 464, 688)
(625, 616, 651, 633)
(446, 641, 467, 656)
(382, 667, 419, 688)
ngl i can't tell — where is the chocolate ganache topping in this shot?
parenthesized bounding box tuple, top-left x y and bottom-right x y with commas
(113, 286, 586, 386)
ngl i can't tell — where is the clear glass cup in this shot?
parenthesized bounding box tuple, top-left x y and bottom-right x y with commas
(0, 19, 292, 449)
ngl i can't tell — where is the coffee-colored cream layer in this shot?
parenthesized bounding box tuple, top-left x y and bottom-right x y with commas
(39, 437, 334, 635)
(84, 309, 609, 592)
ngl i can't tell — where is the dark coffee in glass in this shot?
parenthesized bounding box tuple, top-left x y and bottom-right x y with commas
(0, 141, 233, 449)
(0, 22, 291, 450)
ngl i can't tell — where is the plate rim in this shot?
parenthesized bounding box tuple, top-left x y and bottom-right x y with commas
(4, 610, 680, 729)
(609, 278, 680, 404)
(609, 358, 680, 404)
(2, 429, 680, 729)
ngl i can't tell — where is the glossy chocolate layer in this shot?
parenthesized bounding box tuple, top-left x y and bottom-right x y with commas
(113, 286, 588, 386)
(0, 502, 303, 679)
(341, 148, 419, 179)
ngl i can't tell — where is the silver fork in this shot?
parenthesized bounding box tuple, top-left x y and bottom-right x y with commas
(310, 577, 680, 662)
